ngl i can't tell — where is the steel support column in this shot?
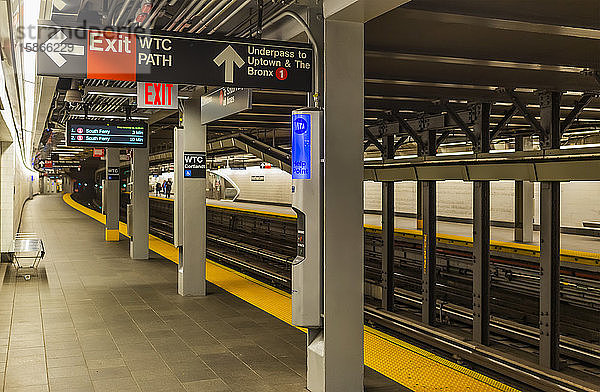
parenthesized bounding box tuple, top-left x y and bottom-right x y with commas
(416, 182, 422, 230)
(381, 135, 395, 311)
(539, 91, 562, 370)
(421, 180, 436, 325)
(472, 103, 491, 345)
(514, 136, 534, 243)
(539, 181, 560, 369)
(473, 181, 490, 344)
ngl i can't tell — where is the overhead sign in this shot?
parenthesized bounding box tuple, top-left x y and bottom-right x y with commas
(183, 152, 206, 179)
(37, 24, 313, 91)
(93, 148, 105, 157)
(66, 119, 148, 148)
(137, 82, 178, 109)
(107, 167, 120, 180)
(201, 88, 252, 124)
(291, 113, 311, 180)
(51, 161, 81, 169)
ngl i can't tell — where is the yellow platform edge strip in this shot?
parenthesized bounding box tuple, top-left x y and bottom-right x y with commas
(105, 229, 120, 241)
(63, 193, 519, 392)
(144, 193, 600, 265)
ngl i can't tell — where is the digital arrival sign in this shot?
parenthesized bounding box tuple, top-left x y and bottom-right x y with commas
(66, 119, 148, 148)
(292, 113, 311, 180)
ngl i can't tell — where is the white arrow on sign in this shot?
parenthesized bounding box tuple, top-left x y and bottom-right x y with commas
(213, 45, 245, 84)
(44, 31, 85, 67)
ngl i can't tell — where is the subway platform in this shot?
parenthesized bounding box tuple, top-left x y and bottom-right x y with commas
(0, 194, 407, 392)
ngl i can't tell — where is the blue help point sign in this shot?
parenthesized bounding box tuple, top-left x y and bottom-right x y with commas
(292, 113, 311, 179)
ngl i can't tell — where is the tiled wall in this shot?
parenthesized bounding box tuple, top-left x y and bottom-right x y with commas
(221, 167, 600, 228)
(1, 141, 37, 252)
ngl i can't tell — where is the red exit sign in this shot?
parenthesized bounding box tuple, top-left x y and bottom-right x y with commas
(137, 82, 178, 109)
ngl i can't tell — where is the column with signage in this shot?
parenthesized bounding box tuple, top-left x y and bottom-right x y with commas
(104, 149, 120, 241)
(177, 98, 207, 296)
(130, 147, 149, 259)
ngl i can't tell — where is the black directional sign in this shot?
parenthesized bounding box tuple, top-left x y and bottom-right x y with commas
(201, 88, 252, 124)
(183, 152, 206, 179)
(37, 24, 313, 92)
(107, 167, 120, 181)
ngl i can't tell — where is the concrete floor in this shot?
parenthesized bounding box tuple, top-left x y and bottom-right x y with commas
(0, 194, 407, 392)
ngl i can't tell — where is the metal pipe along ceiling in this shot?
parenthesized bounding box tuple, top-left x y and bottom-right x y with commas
(142, 0, 169, 28)
(166, 0, 199, 30)
(207, 0, 252, 34)
(173, 0, 213, 31)
(114, 0, 135, 25)
(187, 0, 234, 33)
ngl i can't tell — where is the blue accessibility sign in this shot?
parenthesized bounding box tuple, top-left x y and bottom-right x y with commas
(184, 169, 192, 178)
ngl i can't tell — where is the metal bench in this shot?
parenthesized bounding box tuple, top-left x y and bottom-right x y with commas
(10, 233, 45, 280)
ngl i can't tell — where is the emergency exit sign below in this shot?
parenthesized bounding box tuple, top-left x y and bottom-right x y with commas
(136, 82, 178, 109)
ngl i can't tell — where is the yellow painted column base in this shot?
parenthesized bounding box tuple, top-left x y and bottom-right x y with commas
(105, 229, 120, 241)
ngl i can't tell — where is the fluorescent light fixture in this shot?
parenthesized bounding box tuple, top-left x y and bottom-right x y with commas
(87, 91, 190, 99)
(87, 91, 137, 97)
(561, 143, 600, 149)
(70, 114, 149, 120)
(437, 151, 474, 157)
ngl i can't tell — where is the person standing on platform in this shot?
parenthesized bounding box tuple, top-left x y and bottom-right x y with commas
(155, 182, 161, 196)
(165, 179, 172, 198)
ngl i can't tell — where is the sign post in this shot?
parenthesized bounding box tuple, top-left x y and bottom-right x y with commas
(37, 24, 313, 92)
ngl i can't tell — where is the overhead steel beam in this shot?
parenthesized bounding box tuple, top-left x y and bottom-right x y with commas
(561, 93, 594, 134)
(539, 91, 562, 149)
(393, 136, 408, 153)
(442, 101, 477, 146)
(363, 147, 600, 182)
(209, 134, 291, 173)
(148, 110, 178, 125)
(505, 89, 545, 135)
(324, 0, 412, 21)
(365, 127, 384, 153)
(490, 105, 517, 140)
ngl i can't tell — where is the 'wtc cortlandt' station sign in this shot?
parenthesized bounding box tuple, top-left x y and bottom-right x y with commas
(36, 23, 313, 92)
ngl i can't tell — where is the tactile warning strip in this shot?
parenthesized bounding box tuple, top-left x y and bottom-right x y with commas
(63, 193, 520, 392)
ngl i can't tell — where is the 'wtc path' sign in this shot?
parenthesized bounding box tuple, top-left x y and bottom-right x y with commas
(37, 24, 313, 92)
